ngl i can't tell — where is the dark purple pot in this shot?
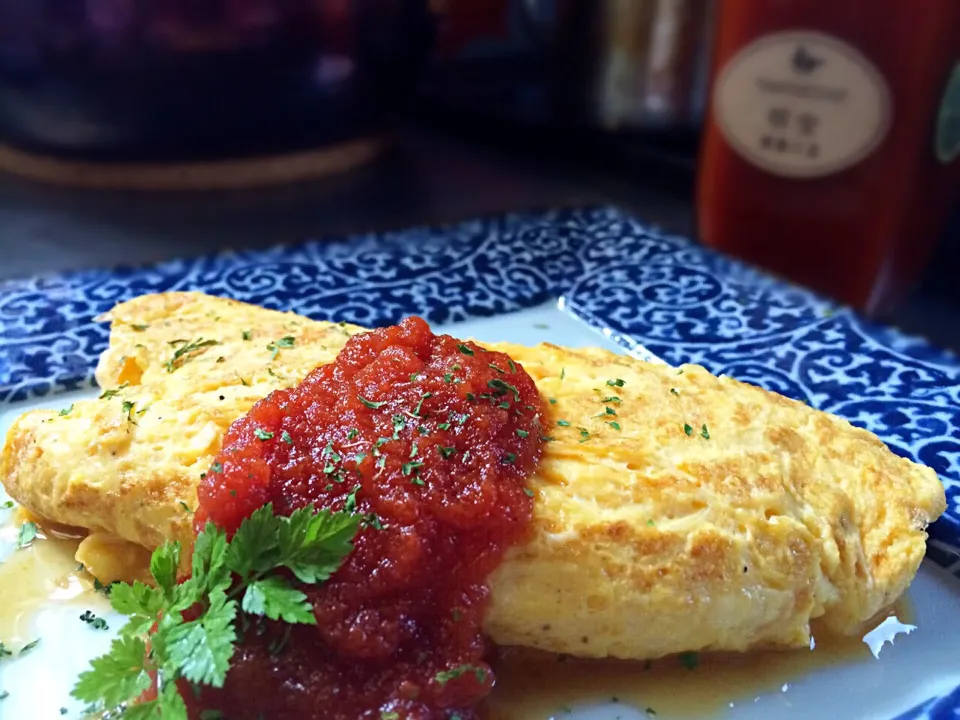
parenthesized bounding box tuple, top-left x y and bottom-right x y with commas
(0, 0, 432, 162)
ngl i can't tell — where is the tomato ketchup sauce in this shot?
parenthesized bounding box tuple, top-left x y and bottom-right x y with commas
(191, 316, 545, 719)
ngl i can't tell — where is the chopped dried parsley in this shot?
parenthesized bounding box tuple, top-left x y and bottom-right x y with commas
(670, 388, 680, 396)
(344, 485, 361, 513)
(701, 424, 710, 439)
(165, 338, 218, 373)
(211, 462, 224, 474)
(606, 378, 626, 387)
(647, 519, 655, 526)
(557, 419, 571, 427)
(402, 460, 424, 476)
(358, 394, 385, 409)
(457, 343, 475, 356)
(501, 453, 517, 464)
(678, 652, 699, 670)
(488, 378, 520, 399)
(607, 421, 621, 431)
(410, 478, 426, 487)
(601, 396, 621, 404)
(560, 368, 566, 380)
(412, 392, 433, 417)
(79, 610, 109, 631)
(523, 488, 534, 498)
(281, 430, 293, 445)
(683, 423, 694, 436)
(254, 428, 274, 441)
(488, 363, 505, 374)
(578, 428, 590, 443)
(266, 336, 296, 360)
(438, 446, 456, 459)
(59, 404, 74, 416)
(347, 428, 359, 440)
(434, 664, 485, 686)
(121, 400, 136, 421)
(242, 330, 252, 340)
(548, 398, 557, 404)
(1, 501, 13, 510)
(131, 324, 149, 331)
(515, 429, 529, 438)
(179, 501, 192, 513)
(99, 383, 128, 399)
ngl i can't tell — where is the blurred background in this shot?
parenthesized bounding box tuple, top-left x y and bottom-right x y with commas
(0, 0, 957, 349)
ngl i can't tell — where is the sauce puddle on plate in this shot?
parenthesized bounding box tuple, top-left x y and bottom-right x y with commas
(1, 525, 916, 719)
(0, 513, 91, 646)
(483, 601, 915, 719)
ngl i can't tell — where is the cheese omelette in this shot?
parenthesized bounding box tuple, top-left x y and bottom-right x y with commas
(0, 292, 945, 660)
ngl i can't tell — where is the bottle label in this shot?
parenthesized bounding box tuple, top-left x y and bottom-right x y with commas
(713, 31, 891, 179)
(935, 61, 960, 165)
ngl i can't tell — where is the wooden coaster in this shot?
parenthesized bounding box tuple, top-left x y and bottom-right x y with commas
(0, 136, 383, 191)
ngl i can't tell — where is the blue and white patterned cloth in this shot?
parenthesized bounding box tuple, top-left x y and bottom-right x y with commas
(1, 205, 958, 571)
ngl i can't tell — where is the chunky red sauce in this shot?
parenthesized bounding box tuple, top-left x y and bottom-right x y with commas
(191, 317, 544, 719)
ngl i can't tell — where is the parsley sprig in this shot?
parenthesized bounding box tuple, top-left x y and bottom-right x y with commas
(72, 504, 359, 718)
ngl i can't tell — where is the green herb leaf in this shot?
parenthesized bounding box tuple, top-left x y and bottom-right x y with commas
(557, 419, 571, 427)
(254, 428, 274, 441)
(242, 576, 314, 625)
(281, 430, 293, 445)
(110, 581, 165, 637)
(457, 343, 475, 356)
(59, 404, 74, 416)
(679, 652, 699, 671)
(607, 421, 621, 431)
(606, 378, 626, 388)
(275, 505, 359, 585)
(683, 423, 694, 436)
(161, 587, 237, 686)
(149, 541, 181, 599)
(700, 424, 710, 440)
(515, 429, 529, 438)
(71, 635, 152, 708)
(242, 330, 252, 341)
(358, 394, 385, 409)
(16, 521, 37, 549)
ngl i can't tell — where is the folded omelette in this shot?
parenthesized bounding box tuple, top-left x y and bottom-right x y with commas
(0, 292, 945, 661)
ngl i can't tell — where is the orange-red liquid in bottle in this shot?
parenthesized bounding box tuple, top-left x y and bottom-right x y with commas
(697, 0, 960, 314)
